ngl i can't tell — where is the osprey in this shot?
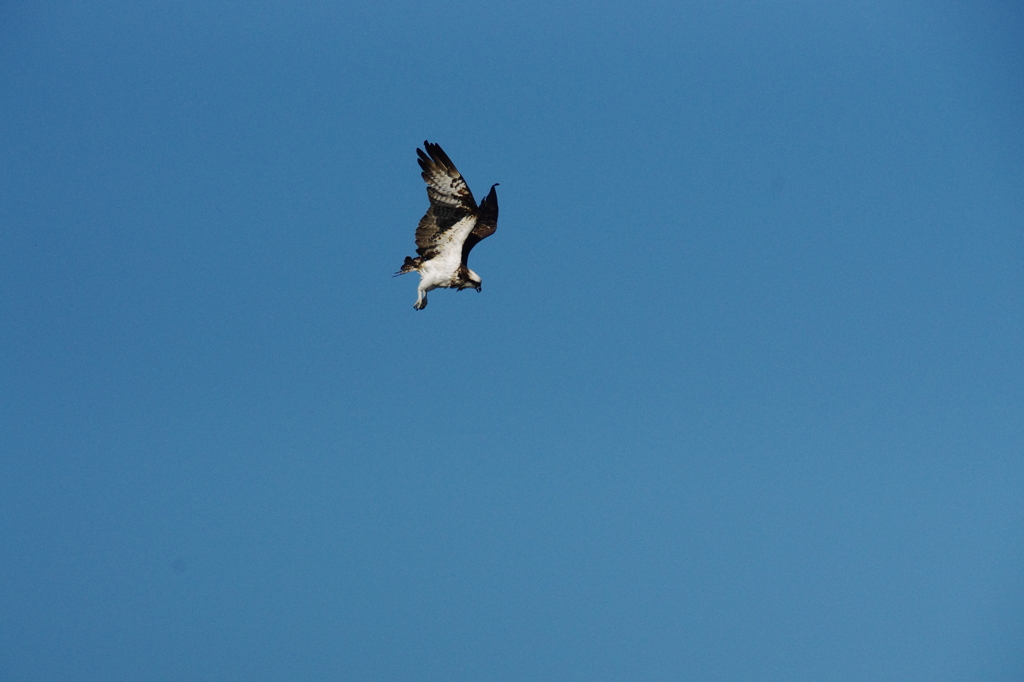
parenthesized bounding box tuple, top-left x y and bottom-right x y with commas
(396, 141, 499, 310)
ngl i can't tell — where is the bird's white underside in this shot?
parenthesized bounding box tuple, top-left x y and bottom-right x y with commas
(416, 215, 479, 299)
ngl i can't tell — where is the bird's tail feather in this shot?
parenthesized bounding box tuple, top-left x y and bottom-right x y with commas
(394, 256, 422, 277)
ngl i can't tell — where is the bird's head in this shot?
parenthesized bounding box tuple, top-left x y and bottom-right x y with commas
(458, 269, 482, 292)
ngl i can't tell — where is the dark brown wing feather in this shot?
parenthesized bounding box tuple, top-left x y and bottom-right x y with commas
(461, 184, 499, 265)
(415, 141, 478, 258)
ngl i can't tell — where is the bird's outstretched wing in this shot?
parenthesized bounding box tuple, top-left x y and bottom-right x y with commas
(415, 141, 478, 259)
(462, 183, 499, 266)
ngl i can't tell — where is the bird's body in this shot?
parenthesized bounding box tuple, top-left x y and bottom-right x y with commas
(396, 141, 498, 310)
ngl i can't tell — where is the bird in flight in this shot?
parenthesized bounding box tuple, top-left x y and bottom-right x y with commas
(396, 141, 499, 310)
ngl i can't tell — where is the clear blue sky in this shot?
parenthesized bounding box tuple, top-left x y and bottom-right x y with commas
(1, 1, 1022, 680)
